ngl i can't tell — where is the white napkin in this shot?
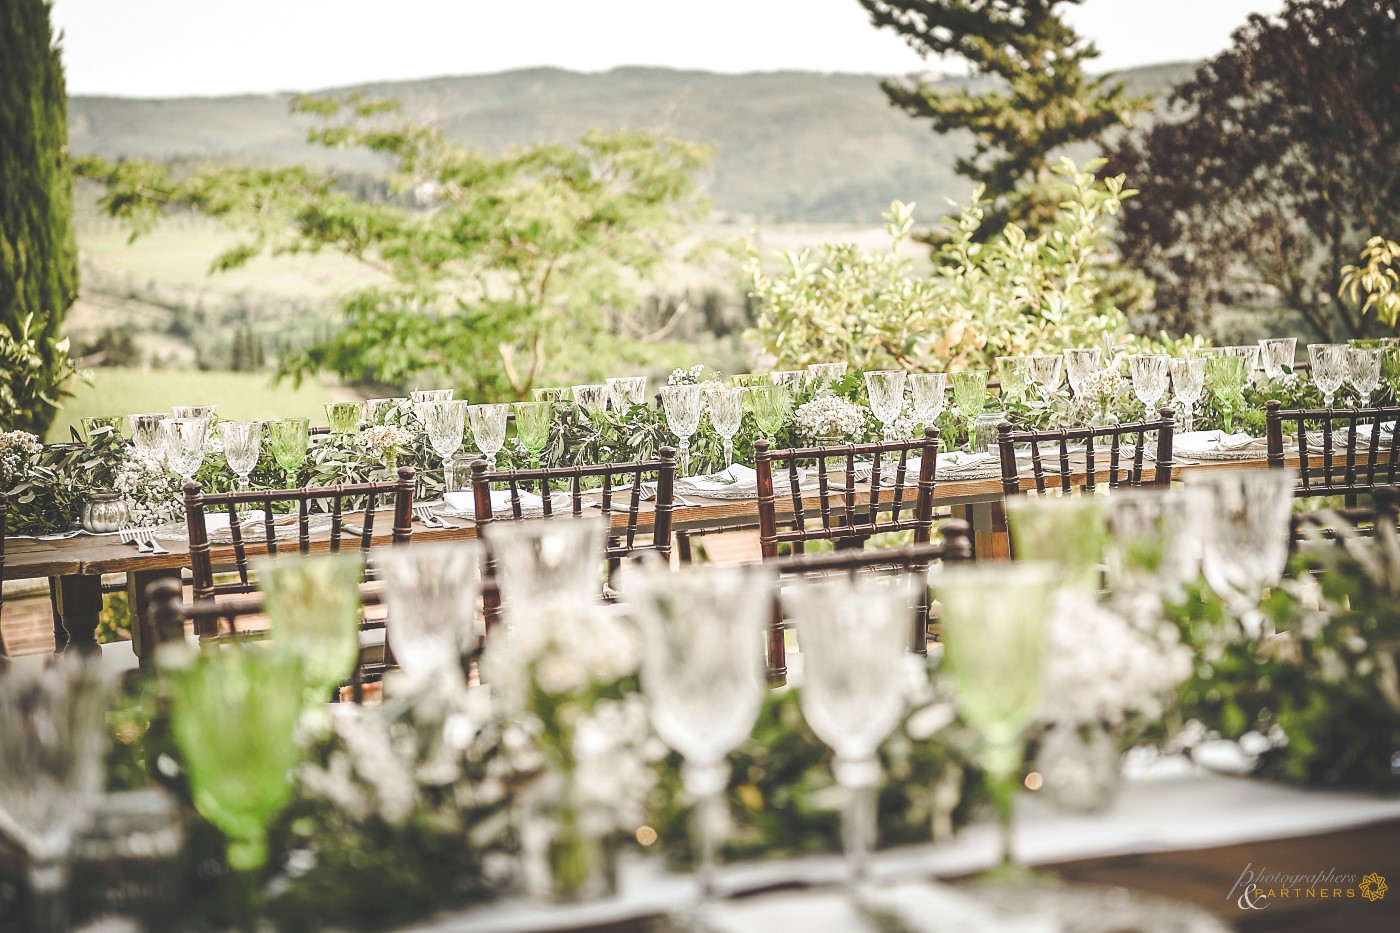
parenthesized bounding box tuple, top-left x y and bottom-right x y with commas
(936, 451, 995, 472)
(1177, 430, 1255, 450)
(205, 509, 267, 532)
(677, 463, 759, 493)
(443, 489, 551, 516)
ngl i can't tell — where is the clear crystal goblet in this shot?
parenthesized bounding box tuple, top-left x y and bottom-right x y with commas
(467, 403, 510, 471)
(1129, 353, 1170, 414)
(379, 541, 484, 688)
(128, 412, 168, 454)
(660, 383, 704, 476)
(1063, 348, 1102, 398)
(1308, 343, 1349, 408)
(421, 399, 468, 489)
(1258, 337, 1296, 381)
(864, 370, 908, 442)
(607, 376, 648, 413)
(219, 420, 263, 491)
(708, 385, 744, 467)
(160, 417, 209, 484)
(1025, 355, 1063, 404)
(1168, 357, 1205, 433)
(805, 362, 848, 393)
(571, 384, 609, 420)
(1347, 347, 1384, 408)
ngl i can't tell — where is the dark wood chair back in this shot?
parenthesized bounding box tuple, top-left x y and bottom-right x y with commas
(755, 427, 941, 560)
(0, 493, 7, 658)
(469, 448, 677, 562)
(1266, 399, 1400, 500)
(765, 519, 973, 683)
(183, 467, 416, 603)
(996, 408, 1175, 496)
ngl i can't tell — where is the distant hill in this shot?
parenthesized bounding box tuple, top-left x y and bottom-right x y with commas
(69, 63, 1197, 224)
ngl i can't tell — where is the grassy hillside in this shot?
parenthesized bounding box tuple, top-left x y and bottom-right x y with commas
(69, 63, 1198, 224)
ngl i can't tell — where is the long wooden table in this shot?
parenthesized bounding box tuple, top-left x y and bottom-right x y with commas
(2, 448, 1303, 660)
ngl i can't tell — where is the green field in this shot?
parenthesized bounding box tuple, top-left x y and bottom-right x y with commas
(48, 368, 348, 442)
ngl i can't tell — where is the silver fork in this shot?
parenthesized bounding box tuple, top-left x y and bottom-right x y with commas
(118, 527, 151, 553)
(414, 504, 449, 529)
(137, 529, 170, 555)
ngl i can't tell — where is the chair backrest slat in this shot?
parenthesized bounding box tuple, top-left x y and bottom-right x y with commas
(1265, 400, 1400, 499)
(998, 408, 1176, 497)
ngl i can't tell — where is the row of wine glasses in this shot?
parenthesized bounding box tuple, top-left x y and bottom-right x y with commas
(1309, 343, 1386, 409)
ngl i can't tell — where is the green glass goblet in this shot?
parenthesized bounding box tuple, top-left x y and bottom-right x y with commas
(1204, 355, 1247, 433)
(1006, 493, 1107, 596)
(749, 384, 790, 442)
(167, 647, 307, 920)
(936, 563, 1057, 875)
(80, 415, 125, 441)
(513, 400, 553, 469)
(324, 401, 364, 435)
(951, 370, 990, 452)
(266, 418, 310, 488)
(252, 551, 365, 700)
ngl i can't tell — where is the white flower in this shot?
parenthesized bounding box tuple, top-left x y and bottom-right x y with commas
(1038, 591, 1192, 727)
(113, 448, 184, 525)
(1082, 368, 1127, 404)
(0, 430, 42, 489)
(361, 424, 413, 461)
(667, 365, 705, 386)
(793, 395, 866, 440)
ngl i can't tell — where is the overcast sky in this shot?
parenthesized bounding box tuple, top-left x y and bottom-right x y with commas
(51, 0, 1285, 98)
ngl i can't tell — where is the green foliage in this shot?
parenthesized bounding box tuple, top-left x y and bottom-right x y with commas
(859, 0, 1149, 234)
(79, 96, 710, 401)
(0, 0, 80, 435)
(747, 159, 1130, 372)
(1109, 0, 1400, 339)
(1340, 236, 1400, 328)
(1162, 511, 1400, 791)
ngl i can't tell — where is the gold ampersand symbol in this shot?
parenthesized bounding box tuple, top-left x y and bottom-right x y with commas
(1359, 873, 1388, 902)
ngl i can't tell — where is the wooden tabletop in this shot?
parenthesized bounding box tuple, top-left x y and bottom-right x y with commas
(1, 449, 1306, 582)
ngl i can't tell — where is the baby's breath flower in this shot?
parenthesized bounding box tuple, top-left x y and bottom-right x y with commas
(793, 395, 866, 441)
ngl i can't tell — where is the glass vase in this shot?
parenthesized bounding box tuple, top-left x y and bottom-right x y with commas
(517, 773, 619, 903)
(1091, 402, 1118, 448)
(1034, 721, 1123, 813)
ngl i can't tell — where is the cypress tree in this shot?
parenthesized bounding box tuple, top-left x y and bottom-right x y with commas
(0, 0, 78, 433)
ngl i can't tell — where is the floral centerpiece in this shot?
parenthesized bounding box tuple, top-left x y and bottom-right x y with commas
(792, 395, 866, 444)
(0, 430, 42, 492)
(1081, 366, 1128, 433)
(114, 448, 185, 526)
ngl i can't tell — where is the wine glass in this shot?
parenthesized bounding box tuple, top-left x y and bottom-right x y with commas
(865, 370, 908, 442)
(512, 400, 553, 469)
(570, 384, 609, 419)
(1026, 355, 1063, 404)
(484, 515, 605, 641)
(781, 573, 917, 881)
(1168, 357, 1206, 433)
(167, 646, 306, 921)
(1184, 469, 1297, 637)
(770, 370, 804, 391)
(325, 401, 364, 435)
(660, 384, 704, 476)
(1101, 487, 1207, 601)
(908, 373, 948, 432)
(533, 387, 569, 403)
(1347, 347, 1384, 408)
(160, 417, 209, 484)
(421, 399, 468, 490)
(625, 562, 773, 899)
(411, 388, 454, 405)
(1258, 337, 1296, 381)
(266, 417, 310, 488)
(252, 551, 365, 698)
(1128, 354, 1170, 414)
(708, 385, 744, 468)
(806, 361, 848, 393)
(219, 421, 263, 491)
(1224, 344, 1264, 385)
(128, 412, 167, 453)
(1005, 494, 1106, 596)
(0, 657, 112, 933)
(748, 384, 790, 443)
(1204, 355, 1247, 434)
(995, 357, 1028, 404)
(936, 563, 1057, 873)
(607, 376, 648, 412)
(364, 397, 406, 422)
(1063, 348, 1102, 398)
(950, 370, 989, 452)
(171, 404, 217, 421)
(1308, 343, 1349, 408)
(81, 415, 124, 441)
(468, 403, 510, 471)
(379, 541, 484, 689)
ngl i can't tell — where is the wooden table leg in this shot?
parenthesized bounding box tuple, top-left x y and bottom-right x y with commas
(127, 569, 183, 663)
(49, 576, 69, 652)
(55, 575, 103, 656)
(954, 501, 1011, 561)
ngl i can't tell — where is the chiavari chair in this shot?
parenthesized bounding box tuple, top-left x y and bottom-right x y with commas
(0, 493, 8, 658)
(996, 408, 1176, 498)
(755, 427, 942, 560)
(1266, 399, 1400, 503)
(765, 521, 974, 681)
(470, 448, 678, 626)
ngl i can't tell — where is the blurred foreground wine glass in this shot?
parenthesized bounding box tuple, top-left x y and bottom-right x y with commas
(252, 551, 365, 700)
(625, 562, 773, 900)
(937, 563, 1057, 874)
(379, 541, 483, 689)
(782, 573, 916, 882)
(0, 657, 112, 933)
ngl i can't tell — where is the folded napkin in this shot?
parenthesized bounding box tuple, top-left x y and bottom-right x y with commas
(677, 463, 759, 493)
(1176, 430, 1256, 451)
(443, 489, 559, 516)
(206, 509, 267, 532)
(936, 451, 996, 472)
